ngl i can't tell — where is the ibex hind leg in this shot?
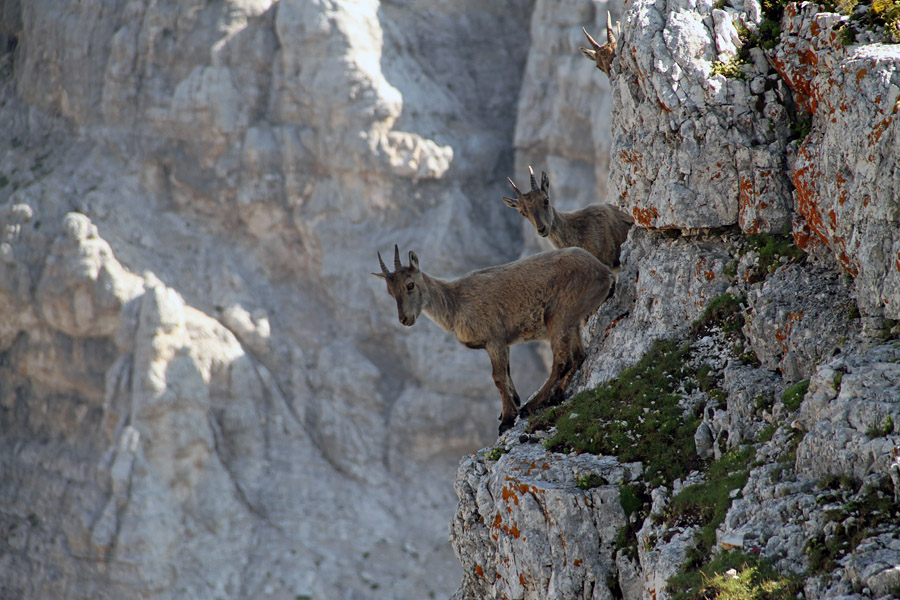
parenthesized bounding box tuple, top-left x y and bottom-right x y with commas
(519, 324, 575, 418)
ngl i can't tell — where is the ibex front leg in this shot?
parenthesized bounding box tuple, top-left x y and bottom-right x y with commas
(487, 344, 519, 435)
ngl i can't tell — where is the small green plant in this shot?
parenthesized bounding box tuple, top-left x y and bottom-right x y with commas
(757, 422, 777, 443)
(837, 0, 859, 13)
(832, 370, 844, 391)
(806, 477, 899, 574)
(781, 380, 809, 411)
(742, 234, 805, 283)
(840, 23, 858, 46)
(756, 16, 783, 50)
(866, 415, 895, 437)
(667, 550, 804, 600)
(615, 483, 651, 561)
(620, 483, 646, 517)
(692, 293, 746, 337)
(790, 115, 813, 141)
(711, 55, 748, 79)
(485, 446, 508, 461)
(0, 174, 8, 188)
(576, 473, 609, 490)
(874, 0, 900, 42)
(723, 258, 738, 279)
(753, 392, 774, 414)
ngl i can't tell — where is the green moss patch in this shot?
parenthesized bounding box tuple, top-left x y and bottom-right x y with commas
(662, 446, 754, 553)
(528, 338, 702, 489)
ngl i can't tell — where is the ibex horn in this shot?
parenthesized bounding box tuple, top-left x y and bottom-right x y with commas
(606, 11, 616, 44)
(582, 26, 602, 52)
(507, 177, 524, 198)
(377, 251, 390, 276)
(393, 244, 403, 271)
(528, 165, 538, 190)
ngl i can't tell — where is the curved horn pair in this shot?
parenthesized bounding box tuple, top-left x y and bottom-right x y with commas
(582, 12, 616, 49)
(507, 166, 540, 197)
(376, 244, 403, 276)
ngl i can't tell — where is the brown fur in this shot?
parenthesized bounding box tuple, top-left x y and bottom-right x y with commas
(504, 167, 633, 268)
(373, 245, 614, 435)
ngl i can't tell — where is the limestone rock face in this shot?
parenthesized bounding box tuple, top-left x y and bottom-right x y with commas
(449, 1, 900, 599)
(1, 1, 541, 598)
(607, 0, 794, 233)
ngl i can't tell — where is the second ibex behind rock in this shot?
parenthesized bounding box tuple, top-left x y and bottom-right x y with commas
(504, 166, 633, 268)
(373, 245, 615, 435)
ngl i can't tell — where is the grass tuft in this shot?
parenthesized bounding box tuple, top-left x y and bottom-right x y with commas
(781, 380, 809, 412)
(667, 550, 804, 600)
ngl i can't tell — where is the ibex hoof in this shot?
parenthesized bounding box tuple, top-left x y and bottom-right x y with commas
(498, 418, 515, 436)
(518, 403, 537, 419)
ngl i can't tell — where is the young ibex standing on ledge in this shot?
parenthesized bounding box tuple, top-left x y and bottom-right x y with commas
(504, 166, 633, 268)
(373, 245, 614, 435)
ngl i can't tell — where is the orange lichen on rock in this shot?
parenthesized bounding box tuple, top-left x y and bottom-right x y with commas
(632, 206, 659, 228)
(475, 565, 485, 577)
(869, 116, 893, 144)
(775, 311, 804, 354)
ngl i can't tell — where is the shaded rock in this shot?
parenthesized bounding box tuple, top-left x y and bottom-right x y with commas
(743, 262, 861, 383)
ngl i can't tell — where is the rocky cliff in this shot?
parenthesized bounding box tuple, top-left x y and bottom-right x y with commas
(449, 0, 900, 599)
(2, 1, 899, 599)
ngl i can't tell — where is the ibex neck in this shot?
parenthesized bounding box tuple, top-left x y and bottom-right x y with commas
(547, 205, 572, 244)
(421, 273, 457, 332)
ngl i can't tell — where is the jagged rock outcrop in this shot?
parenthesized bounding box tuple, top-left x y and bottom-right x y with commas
(450, 427, 638, 600)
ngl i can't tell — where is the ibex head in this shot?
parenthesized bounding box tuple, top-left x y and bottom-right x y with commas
(372, 245, 425, 326)
(503, 166, 553, 237)
(580, 12, 618, 77)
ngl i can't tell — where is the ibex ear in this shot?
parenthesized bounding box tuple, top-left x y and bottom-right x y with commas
(371, 272, 387, 279)
(502, 196, 519, 209)
(541, 171, 550, 194)
(408, 251, 419, 272)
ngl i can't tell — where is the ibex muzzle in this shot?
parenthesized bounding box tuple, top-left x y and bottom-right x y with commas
(374, 245, 615, 435)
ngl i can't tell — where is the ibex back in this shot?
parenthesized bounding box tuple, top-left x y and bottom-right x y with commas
(504, 166, 633, 268)
(373, 245, 614, 434)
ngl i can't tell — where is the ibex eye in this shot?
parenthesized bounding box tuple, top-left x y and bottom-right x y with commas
(406, 282, 415, 291)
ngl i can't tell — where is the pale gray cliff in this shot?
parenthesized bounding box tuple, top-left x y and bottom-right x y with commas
(0, 1, 546, 598)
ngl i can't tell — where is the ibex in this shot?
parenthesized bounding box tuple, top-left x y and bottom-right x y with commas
(373, 245, 614, 435)
(504, 167, 633, 268)
(581, 12, 619, 76)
